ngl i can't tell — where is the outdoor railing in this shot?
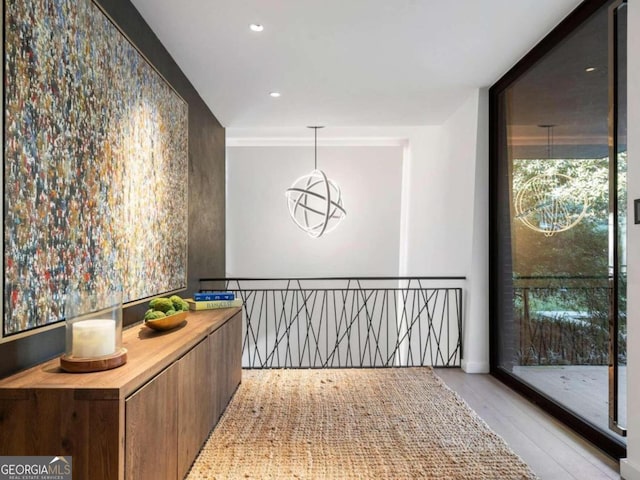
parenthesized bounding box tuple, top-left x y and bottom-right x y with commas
(513, 275, 627, 366)
(199, 277, 464, 368)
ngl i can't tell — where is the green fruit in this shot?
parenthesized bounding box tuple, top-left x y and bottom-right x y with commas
(145, 310, 166, 321)
(169, 295, 184, 310)
(149, 297, 174, 313)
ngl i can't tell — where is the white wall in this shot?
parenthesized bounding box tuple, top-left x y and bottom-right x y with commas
(226, 143, 404, 277)
(439, 89, 490, 374)
(227, 119, 479, 280)
(226, 98, 490, 371)
(621, 1, 639, 478)
(402, 96, 477, 277)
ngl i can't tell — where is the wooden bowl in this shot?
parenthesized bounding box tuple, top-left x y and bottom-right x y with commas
(144, 311, 188, 331)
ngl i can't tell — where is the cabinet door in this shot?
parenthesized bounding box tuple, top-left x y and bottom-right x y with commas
(177, 338, 212, 478)
(0, 390, 121, 480)
(209, 325, 224, 424)
(222, 312, 242, 405)
(126, 363, 178, 480)
(211, 311, 242, 422)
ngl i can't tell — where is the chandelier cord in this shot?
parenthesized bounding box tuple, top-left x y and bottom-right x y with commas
(539, 124, 555, 159)
(308, 125, 323, 170)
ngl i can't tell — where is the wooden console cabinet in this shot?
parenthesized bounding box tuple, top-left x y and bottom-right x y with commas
(0, 307, 242, 480)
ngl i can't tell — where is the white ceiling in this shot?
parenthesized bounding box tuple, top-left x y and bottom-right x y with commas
(129, 0, 582, 128)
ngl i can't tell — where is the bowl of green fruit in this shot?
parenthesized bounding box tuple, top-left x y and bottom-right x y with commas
(144, 295, 190, 331)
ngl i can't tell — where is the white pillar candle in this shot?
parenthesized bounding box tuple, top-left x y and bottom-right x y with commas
(72, 319, 116, 358)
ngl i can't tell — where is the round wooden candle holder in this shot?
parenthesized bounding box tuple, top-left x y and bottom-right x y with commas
(60, 347, 128, 373)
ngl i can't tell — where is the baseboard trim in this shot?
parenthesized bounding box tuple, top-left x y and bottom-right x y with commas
(622, 459, 640, 480)
(461, 359, 489, 373)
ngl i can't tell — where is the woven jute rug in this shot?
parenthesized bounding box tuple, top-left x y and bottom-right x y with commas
(187, 368, 538, 480)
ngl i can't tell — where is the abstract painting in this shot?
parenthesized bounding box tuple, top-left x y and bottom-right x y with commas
(3, 0, 188, 336)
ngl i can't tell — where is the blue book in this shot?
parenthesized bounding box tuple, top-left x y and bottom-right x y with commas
(194, 291, 235, 301)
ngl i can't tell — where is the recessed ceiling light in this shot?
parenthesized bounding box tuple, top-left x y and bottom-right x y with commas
(585, 67, 597, 72)
(250, 24, 264, 32)
(269, 92, 281, 98)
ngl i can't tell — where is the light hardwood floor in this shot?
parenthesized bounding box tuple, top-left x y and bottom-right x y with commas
(435, 368, 620, 480)
(513, 365, 627, 435)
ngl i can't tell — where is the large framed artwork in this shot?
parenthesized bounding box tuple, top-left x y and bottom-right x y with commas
(3, 0, 189, 337)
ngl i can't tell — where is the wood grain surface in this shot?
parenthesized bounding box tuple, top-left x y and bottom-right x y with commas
(0, 308, 241, 398)
(126, 363, 179, 480)
(0, 307, 242, 480)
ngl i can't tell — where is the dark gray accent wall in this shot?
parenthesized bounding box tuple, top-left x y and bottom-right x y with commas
(0, 0, 225, 378)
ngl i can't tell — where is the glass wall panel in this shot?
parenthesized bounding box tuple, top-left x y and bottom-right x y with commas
(492, 0, 626, 448)
(614, 1, 627, 434)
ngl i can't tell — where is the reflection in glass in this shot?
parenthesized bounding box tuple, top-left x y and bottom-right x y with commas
(494, 0, 626, 444)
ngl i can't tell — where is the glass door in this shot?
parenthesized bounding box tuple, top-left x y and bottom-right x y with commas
(608, 0, 627, 438)
(490, 0, 627, 456)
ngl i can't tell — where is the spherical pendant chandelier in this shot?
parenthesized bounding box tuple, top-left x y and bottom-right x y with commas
(515, 172, 588, 237)
(514, 125, 588, 237)
(285, 127, 346, 238)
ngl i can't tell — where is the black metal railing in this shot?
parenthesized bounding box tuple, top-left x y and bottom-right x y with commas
(200, 277, 464, 368)
(513, 275, 627, 366)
